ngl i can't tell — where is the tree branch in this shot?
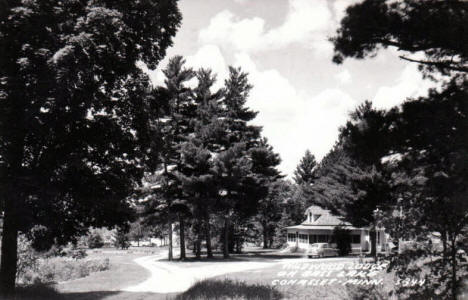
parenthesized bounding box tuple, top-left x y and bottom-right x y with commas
(399, 56, 468, 73)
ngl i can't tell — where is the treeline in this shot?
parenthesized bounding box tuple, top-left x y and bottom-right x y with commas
(136, 57, 284, 260)
(303, 1, 468, 300)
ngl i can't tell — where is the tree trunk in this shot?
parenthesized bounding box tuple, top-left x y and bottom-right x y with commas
(0, 201, 19, 298)
(442, 230, 448, 261)
(450, 236, 458, 300)
(370, 229, 377, 261)
(194, 218, 201, 259)
(168, 220, 173, 261)
(262, 222, 268, 249)
(236, 238, 242, 253)
(195, 239, 201, 259)
(179, 214, 186, 260)
(204, 212, 213, 258)
(223, 218, 230, 259)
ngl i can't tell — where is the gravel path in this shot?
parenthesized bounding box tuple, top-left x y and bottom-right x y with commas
(122, 251, 277, 293)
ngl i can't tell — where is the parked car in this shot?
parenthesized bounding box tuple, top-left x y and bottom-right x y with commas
(307, 243, 339, 258)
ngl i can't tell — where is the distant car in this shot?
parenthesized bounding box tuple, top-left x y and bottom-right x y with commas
(307, 243, 339, 258)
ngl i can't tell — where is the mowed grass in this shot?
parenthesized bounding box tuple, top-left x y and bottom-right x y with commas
(210, 257, 396, 300)
(55, 248, 153, 292)
(176, 279, 283, 300)
(13, 247, 174, 300)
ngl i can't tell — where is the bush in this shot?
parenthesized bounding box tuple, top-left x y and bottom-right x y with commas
(68, 248, 87, 260)
(176, 279, 282, 300)
(87, 233, 104, 249)
(16, 235, 39, 283)
(18, 257, 110, 284)
(333, 225, 352, 256)
(114, 229, 130, 249)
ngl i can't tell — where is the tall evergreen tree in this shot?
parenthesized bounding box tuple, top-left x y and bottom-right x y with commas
(331, 0, 468, 78)
(0, 1, 181, 295)
(250, 138, 283, 248)
(384, 82, 468, 300)
(220, 67, 261, 147)
(212, 143, 254, 258)
(212, 67, 262, 258)
(293, 150, 317, 185)
(145, 56, 195, 261)
(176, 68, 224, 258)
(331, 3, 468, 298)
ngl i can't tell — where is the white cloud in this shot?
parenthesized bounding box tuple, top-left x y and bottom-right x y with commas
(142, 45, 229, 90)
(199, 0, 333, 56)
(185, 45, 229, 89)
(142, 47, 358, 176)
(373, 63, 437, 110)
(335, 69, 352, 84)
(233, 52, 357, 175)
(333, 0, 357, 25)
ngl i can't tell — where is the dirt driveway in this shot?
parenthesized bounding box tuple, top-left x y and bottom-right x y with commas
(122, 251, 278, 293)
(122, 250, 354, 294)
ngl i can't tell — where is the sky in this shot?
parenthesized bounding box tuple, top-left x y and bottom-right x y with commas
(145, 0, 437, 177)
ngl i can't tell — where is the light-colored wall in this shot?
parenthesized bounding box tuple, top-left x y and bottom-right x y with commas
(286, 228, 365, 252)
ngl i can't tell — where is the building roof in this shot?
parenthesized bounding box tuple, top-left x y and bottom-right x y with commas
(302, 205, 353, 226)
(285, 224, 359, 230)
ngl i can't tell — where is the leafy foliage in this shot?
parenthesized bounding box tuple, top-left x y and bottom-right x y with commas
(0, 0, 181, 294)
(87, 233, 104, 249)
(331, 0, 468, 78)
(332, 226, 352, 256)
(114, 228, 130, 250)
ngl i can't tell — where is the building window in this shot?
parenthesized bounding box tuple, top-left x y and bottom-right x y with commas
(287, 233, 296, 242)
(299, 234, 308, 243)
(317, 235, 328, 243)
(309, 235, 316, 244)
(352, 235, 361, 244)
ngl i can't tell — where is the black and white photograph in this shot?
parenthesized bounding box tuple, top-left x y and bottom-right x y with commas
(0, 0, 467, 299)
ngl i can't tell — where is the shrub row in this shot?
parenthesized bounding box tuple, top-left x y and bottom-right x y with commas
(19, 257, 110, 285)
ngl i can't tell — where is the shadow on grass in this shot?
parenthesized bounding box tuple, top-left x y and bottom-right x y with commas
(160, 249, 306, 263)
(175, 278, 282, 300)
(10, 284, 173, 300)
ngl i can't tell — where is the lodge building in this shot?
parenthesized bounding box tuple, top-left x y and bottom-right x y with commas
(285, 205, 388, 254)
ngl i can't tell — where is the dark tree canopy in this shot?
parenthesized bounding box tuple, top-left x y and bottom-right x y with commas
(339, 100, 395, 167)
(0, 0, 181, 242)
(0, 0, 181, 294)
(331, 0, 468, 77)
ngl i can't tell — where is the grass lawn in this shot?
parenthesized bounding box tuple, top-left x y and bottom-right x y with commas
(209, 256, 395, 300)
(14, 246, 399, 300)
(15, 247, 175, 300)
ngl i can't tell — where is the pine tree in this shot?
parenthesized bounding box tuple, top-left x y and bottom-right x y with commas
(176, 68, 224, 258)
(212, 143, 254, 258)
(293, 150, 318, 185)
(250, 138, 283, 248)
(331, 0, 468, 78)
(211, 67, 262, 258)
(145, 56, 195, 261)
(385, 82, 468, 300)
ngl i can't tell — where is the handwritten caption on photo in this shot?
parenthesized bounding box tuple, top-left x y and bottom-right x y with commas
(271, 262, 425, 287)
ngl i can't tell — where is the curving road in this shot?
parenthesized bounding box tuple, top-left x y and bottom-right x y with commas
(122, 251, 277, 293)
